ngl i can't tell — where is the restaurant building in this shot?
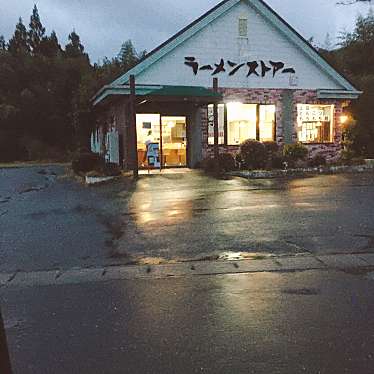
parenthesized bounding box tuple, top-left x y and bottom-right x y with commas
(91, 0, 361, 170)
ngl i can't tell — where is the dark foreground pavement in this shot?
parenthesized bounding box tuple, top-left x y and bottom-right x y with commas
(1, 269, 374, 374)
(1, 166, 374, 272)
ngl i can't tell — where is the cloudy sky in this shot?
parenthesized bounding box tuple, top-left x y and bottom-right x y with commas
(0, 0, 372, 62)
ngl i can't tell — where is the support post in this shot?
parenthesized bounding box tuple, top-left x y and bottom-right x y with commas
(213, 78, 219, 170)
(0, 307, 13, 374)
(129, 75, 139, 178)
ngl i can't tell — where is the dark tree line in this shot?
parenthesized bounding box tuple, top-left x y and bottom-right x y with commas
(320, 9, 374, 156)
(0, 5, 144, 162)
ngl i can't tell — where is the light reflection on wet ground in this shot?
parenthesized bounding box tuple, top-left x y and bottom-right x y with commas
(113, 171, 374, 263)
(1, 167, 374, 271)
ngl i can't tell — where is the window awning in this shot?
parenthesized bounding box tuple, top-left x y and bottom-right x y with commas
(92, 84, 222, 106)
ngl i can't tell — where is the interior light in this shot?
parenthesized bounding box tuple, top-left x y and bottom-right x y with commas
(226, 102, 242, 110)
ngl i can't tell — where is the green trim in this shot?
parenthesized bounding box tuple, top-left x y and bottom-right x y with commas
(317, 90, 362, 100)
(149, 85, 221, 97)
(93, 85, 222, 106)
(93, 85, 162, 106)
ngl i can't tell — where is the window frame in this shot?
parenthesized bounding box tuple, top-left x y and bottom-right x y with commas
(296, 104, 334, 145)
(238, 17, 248, 38)
(207, 104, 225, 145)
(211, 102, 276, 146)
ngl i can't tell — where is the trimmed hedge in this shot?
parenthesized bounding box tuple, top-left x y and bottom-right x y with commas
(218, 153, 236, 172)
(283, 143, 308, 167)
(239, 139, 267, 170)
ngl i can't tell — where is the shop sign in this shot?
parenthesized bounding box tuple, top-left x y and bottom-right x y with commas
(184, 57, 296, 78)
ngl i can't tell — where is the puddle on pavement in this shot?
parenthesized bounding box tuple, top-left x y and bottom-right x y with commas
(107, 251, 277, 266)
(218, 251, 274, 261)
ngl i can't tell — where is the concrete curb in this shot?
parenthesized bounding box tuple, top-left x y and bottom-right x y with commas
(1, 253, 374, 288)
(229, 163, 374, 179)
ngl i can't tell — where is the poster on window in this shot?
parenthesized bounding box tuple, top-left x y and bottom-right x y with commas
(146, 142, 160, 168)
(207, 104, 225, 145)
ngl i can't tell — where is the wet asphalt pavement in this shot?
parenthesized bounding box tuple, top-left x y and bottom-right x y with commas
(2, 166, 374, 374)
(1, 166, 374, 272)
(2, 269, 374, 373)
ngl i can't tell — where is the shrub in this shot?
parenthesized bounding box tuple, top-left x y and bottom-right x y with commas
(263, 141, 280, 155)
(283, 143, 308, 167)
(72, 152, 105, 174)
(271, 155, 286, 169)
(239, 139, 267, 170)
(263, 141, 282, 169)
(308, 154, 327, 167)
(218, 153, 236, 172)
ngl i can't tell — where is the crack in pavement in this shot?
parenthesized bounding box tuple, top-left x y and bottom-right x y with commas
(0, 210, 8, 217)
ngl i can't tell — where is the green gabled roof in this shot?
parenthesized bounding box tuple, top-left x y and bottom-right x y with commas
(92, 85, 221, 106)
(95, 0, 361, 106)
(150, 85, 221, 97)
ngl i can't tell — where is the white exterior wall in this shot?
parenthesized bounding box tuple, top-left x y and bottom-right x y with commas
(90, 127, 120, 165)
(136, 1, 342, 90)
(91, 128, 103, 154)
(106, 129, 120, 164)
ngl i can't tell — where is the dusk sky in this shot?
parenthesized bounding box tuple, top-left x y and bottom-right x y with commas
(0, 0, 372, 62)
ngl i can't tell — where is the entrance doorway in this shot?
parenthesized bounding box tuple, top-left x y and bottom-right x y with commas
(136, 114, 187, 169)
(161, 116, 187, 167)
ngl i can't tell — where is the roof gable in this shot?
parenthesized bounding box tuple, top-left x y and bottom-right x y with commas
(110, 0, 358, 93)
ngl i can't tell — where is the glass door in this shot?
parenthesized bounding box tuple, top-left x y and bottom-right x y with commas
(161, 116, 187, 167)
(136, 113, 161, 168)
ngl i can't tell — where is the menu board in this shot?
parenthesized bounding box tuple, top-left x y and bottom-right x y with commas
(297, 105, 330, 122)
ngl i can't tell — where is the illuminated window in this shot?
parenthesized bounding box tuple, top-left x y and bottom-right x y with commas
(297, 104, 334, 143)
(239, 18, 248, 37)
(208, 104, 225, 145)
(136, 114, 160, 150)
(259, 105, 276, 142)
(227, 103, 257, 145)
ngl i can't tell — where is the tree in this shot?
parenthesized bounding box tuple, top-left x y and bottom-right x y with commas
(0, 35, 6, 51)
(8, 18, 29, 55)
(65, 31, 85, 58)
(39, 31, 62, 57)
(323, 32, 334, 51)
(324, 10, 374, 157)
(28, 4, 45, 54)
(118, 40, 138, 71)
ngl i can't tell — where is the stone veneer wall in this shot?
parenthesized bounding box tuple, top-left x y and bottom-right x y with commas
(202, 88, 347, 162)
